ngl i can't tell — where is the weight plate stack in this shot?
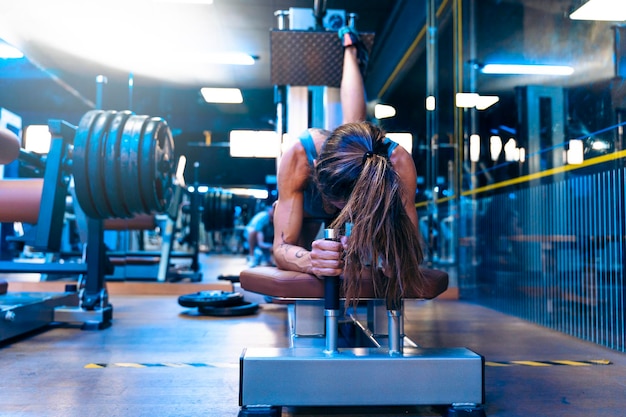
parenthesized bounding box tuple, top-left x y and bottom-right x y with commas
(73, 110, 105, 218)
(87, 110, 117, 218)
(73, 110, 175, 219)
(103, 111, 134, 218)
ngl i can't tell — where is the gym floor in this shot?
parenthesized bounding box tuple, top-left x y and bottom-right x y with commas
(2, 253, 626, 417)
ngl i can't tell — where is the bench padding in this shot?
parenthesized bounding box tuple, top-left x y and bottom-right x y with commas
(0, 179, 43, 223)
(240, 266, 449, 299)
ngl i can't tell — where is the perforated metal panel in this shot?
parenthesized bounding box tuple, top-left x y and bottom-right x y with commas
(270, 30, 374, 87)
(459, 168, 626, 352)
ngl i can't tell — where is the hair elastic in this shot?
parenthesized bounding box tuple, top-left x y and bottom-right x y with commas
(362, 151, 374, 165)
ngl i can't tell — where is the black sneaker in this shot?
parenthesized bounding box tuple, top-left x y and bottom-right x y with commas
(338, 26, 369, 76)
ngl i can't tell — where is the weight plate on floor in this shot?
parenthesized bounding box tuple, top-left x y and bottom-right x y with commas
(103, 110, 134, 218)
(198, 301, 259, 317)
(73, 110, 104, 218)
(177, 290, 244, 308)
(87, 110, 117, 218)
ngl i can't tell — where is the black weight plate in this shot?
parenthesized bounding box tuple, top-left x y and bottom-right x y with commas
(153, 119, 174, 211)
(87, 110, 117, 219)
(73, 110, 104, 218)
(138, 117, 174, 214)
(103, 110, 134, 218)
(119, 115, 149, 216)
(178, 290, 244, 308)
(138, 117, 158, 213)
(198, 301, 259, 317)
(117, 116, 143, 216)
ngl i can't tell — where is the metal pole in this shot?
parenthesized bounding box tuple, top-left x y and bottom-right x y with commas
(323, 228, 340, 354)
(313, 0, 327, 30)
(388, 309, 402, 355)
(95, 75, 107, 110)
(128, 72, 134, 111)
(274, 10, 289, 30)
(426, 0, 439, 263)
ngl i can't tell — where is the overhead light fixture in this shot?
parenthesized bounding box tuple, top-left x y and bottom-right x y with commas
(201, 88, 243, 104)
(374, 104, 396, 119)
(425, 96, 436, 111)
(475, 96, 500, 110)
(455, 93, 500, 110)
(0, 41, 24, 59)
(504, 138, 522, 162)
(456, 93, 479, 108)
(230, 130, 280, 157)
(153, 0, 214, 4)
(23, 125, 51, 154)
(569, 0, 626, 21)
(490, 136, 502, 161)
(229, 188, 269, 199)
(567, 139, 585, 164)
(470, 134, 481, 162)
(202, 53, 255, 66)
(481, 64, 574, 76)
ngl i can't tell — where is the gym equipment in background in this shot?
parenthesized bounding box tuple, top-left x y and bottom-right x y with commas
(0, 110, 176, 342)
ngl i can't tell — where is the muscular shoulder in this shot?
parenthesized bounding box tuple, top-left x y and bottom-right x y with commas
(390, 144, 417, 179)
(278, 139, 312, 193)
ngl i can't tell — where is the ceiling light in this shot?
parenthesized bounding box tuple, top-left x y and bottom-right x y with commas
(475, 96, 500, 110)
(23, 125, 51, 154)
(455, 93, 500, 110)
(456, 93, 479, 108)
(569, 0, 626, 21)
(200, 88, 243, 104)
(202, 53, 255, 66)
(470, 134, 481, 162)
(481, 64, 574, 76)
(374, 104, 396, 119)
(0, 42, 24, 59)
(153, 0, 214, 4)
(230, 130, 280, 158)
(567, 139, 584, 164)
(425, 96, 436, 111)
(490, 136, 502, 161)
(229, 188, 269, 199)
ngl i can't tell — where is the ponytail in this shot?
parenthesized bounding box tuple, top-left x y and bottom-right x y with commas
(314, 122, 424, 308)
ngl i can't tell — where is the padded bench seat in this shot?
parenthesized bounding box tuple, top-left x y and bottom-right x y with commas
(239, 266, 449, 300)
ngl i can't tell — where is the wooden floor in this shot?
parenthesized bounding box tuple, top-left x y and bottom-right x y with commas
(2, 253, 626, 417)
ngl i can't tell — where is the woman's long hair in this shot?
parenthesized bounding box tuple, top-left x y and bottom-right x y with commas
(314, 121, 425, 308)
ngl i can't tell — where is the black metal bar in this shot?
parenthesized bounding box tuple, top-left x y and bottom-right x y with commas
(82, 218, 106, 310)
(189, 162, 201, 272)
(33, 120, 75, 252)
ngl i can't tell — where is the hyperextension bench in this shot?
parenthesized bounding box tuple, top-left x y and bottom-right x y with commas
(237, 264, 486, 417)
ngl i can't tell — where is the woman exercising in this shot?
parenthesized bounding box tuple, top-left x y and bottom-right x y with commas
(272, 27, 444, 306)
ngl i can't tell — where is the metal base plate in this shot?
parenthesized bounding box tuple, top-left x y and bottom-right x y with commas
(54, 304, 113, 329)
(0, 291, 79, 341)
(240, 346, 484, 407)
